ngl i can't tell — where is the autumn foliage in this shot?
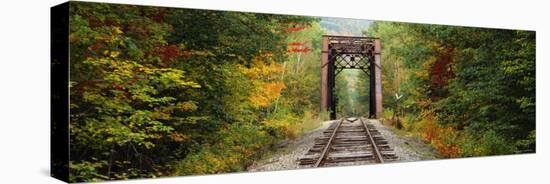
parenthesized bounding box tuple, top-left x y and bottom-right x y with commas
(66, 2, 320, 182)
(421, 119, 462, 158)
(368, 22, 535, 158)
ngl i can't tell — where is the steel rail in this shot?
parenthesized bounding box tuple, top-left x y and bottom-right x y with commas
(360, 118, 384, 163)
(313, 118, 344, 167)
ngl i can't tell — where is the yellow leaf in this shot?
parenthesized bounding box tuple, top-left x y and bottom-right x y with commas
(110, 51, 120, 58)
(114, 27, 124, 34)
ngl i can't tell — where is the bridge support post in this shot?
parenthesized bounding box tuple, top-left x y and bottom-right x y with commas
(320, 36, 329, 114)
(374, 39, 383, 118)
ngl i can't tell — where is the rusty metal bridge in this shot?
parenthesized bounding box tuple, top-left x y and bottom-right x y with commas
(320, 35, 382, 119)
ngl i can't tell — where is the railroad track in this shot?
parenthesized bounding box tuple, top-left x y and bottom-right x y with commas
(298, 117, 397, 167)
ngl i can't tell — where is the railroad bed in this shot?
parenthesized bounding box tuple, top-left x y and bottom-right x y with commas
(298, 117, 398, 167)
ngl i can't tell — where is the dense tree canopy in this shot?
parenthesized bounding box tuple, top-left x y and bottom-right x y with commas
(365, 22, 535, 157)
(68, 2, 321, 182)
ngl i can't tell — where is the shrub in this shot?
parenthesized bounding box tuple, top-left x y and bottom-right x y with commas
(414, 116, 462, 158)
(297, 110, 324, 134)
(402, 113, 417, 131)
(478, 130, 516, 155)
(460, 130, 516, 157)
(69, 161, 108, 182)
(382, 109, 394, 120)
(264, 112, 301, 139)
(515, 130, 536, 153)
(173, 123, 275, 175)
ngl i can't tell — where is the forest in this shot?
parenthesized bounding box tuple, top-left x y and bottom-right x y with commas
(358, 22, 535, 157)
(67, 2, 324, 181)
(65, 2, 535, 182)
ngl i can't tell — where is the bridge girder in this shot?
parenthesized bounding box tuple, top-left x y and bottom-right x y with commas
(320, 35, 382, 119)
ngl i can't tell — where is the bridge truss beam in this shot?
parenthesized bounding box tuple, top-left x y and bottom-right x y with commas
(320, 35, 382, 119)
